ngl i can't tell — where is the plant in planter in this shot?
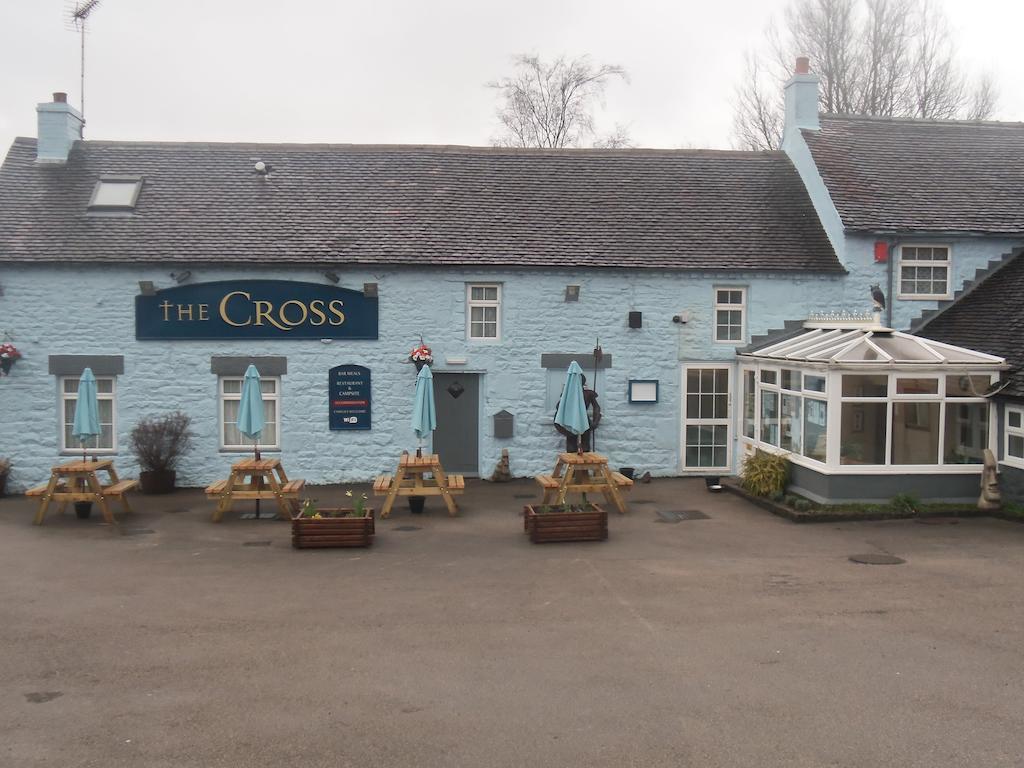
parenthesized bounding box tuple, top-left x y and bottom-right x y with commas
(0, 342, 22, 377)
(0, 457, 10, 497)
(129, 411, 195, 494)
(408, 338, 433, 372)
(292, 494, 375, 549)
(523, 500, 608, 543)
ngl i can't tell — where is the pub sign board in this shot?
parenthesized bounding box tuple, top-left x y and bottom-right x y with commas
(329, 365, 371, 430)
(135, 280, 379, 340)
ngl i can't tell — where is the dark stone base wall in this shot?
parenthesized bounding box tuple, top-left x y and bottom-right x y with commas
(999, 464, 1024, 506)
(789, 463, 981, 504)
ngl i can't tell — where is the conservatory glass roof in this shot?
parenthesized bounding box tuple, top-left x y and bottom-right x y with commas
(741, 326, 1006, 368)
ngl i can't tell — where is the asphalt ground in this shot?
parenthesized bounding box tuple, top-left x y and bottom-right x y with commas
(2, 478, 1023, 767)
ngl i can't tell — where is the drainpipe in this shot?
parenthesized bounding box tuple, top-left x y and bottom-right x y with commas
(886, 240, 895, 328)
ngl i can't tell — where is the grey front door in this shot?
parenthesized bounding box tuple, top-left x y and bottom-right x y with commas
(432, 373, 480, 475)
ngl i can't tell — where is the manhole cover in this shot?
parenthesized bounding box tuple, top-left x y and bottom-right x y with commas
(632, 499, 656, 505)
(655, 510, 682, 523)
(849, 553, 906, 565)
(677, 510, 709, 520)
(394, 525, 421, 532)
(243, 541, 272, 547)
(122, 528, 156, 536)
(915, 517, 960, 525)
(513, 493, 535, 499)
(656, 509, 709, 523)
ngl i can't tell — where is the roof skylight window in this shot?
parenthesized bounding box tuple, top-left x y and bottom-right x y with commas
(88, 176, 143, 211)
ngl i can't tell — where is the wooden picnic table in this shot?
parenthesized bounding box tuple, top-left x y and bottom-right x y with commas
(205, 457, 306, 522)
(535, 451, 633, 514)
(26, 459, 137, 526)
(373, 452, 465, 519)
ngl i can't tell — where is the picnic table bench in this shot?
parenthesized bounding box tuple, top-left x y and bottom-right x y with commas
(27, 459, 137, 525)
(535, 451, 632, 514)
(373, 452, 464, 518)
(205, 457, 305, 522)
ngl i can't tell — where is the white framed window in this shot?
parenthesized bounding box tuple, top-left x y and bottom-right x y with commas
(467, 284, 501, 341)
(898, 245, 951, 300)
(60, 376, 117, 453)
(1006, 406, 1024, 469)
(713, 287, 746, 343)
(219, 376, 280, 450)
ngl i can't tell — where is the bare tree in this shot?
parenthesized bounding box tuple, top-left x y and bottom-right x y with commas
(732, 0, 998, 150)
(489, 55, 630, 148)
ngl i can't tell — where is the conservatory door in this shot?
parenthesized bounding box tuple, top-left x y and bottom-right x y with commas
(681, 364, 733, 472)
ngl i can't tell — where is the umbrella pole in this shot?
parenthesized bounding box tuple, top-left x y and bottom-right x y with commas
(254, 438, 261, 520)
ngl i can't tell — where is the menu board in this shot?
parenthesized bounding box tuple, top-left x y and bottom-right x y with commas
(329, 365, 371, 430)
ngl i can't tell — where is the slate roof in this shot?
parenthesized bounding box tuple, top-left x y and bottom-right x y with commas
(803, 116, 1024, 234)
(915, 249, 1024, 399)
(0, 138, 841, 271)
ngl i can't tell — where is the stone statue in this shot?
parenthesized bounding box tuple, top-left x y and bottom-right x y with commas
(978, 448, 1001, 511)
(554, 375, 602, 453)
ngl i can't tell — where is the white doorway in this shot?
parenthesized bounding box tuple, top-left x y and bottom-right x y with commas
(681, 364, 733, 473)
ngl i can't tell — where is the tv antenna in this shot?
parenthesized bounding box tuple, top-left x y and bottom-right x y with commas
(65, 0, 101, 124)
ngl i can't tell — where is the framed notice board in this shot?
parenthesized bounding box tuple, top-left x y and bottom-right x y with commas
(329, 365, 371, 430)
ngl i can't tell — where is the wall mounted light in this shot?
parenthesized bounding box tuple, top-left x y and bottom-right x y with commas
(323, 270, 340, 284)
(564, 285, 580, 302)
(172, 270, 192, 284)
(363, 282, 379, 298)
(138, 280, 156, 296)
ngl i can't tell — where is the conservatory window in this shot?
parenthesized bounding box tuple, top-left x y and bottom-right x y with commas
(760, 391, 779, 446)
(895, 377, 938, 395)
(780, 393, 802, 452)
(1006, 408, 1024, 468)
(742, 369, 756, 439)
(803, 374, 826, 393)
(943, 402, 989, 464)
(891, 402, 940, 465)
(840, 402, 888, 465)
(802, 399, 827, 461)
(841, 374, 888, 397)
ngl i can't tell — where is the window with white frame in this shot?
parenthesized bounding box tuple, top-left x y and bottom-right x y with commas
(60, 376, 116, 453)
(467, 284, 501, 340)
(219, 376, 280, 450)
(1006, 406, 1024, 469)
(713, 287, 746, 343)
(898, 245, 951, 299)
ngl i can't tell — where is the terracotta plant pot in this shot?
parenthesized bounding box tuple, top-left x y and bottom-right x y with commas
(139, 469, 176, 495)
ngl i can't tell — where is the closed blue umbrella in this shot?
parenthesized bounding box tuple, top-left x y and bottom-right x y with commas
(411, 363, 436, 456)
(555, 361, 590, 440)
(236, 364, 265, 457)
(236, 364, 267, 518)
(72, 367, 102, 460)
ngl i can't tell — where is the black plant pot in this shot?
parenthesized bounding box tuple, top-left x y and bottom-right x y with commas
(618, 467, 635, 480)
(139, 469, 176, 495)
(704, 476, 723, 493)
(408, 496, 426, 514)
(75, 501, 93, 519)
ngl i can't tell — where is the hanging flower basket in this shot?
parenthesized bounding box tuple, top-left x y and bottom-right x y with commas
(409, 340, 433, 372)
(0, 343, 21, 377)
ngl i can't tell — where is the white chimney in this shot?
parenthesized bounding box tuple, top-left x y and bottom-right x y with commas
(36, 92, 84, 164)
(783, 57, 820, 138)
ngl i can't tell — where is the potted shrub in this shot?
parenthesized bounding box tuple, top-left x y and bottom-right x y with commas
(523, 501, 608, 543)
(292, 493, 375, 549)
(0, 457, 10, 497)
(129, 411, 195, 494)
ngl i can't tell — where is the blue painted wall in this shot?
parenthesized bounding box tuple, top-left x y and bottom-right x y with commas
(1, 263, 860, 491)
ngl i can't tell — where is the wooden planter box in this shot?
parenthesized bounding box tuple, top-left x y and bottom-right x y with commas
(523, 503, 608, 544)
(291, 509, 375, 549)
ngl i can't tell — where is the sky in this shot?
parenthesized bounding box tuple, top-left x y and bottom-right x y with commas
(0, 0, 1021, 154)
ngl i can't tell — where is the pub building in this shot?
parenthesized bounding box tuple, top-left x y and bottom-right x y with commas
(1, 85, 1021, 504)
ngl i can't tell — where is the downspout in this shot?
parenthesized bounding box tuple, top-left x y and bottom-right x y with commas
(886, 240, 896, 328)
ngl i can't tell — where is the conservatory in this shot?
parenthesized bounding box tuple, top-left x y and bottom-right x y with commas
(737, 316, 1006, 503)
